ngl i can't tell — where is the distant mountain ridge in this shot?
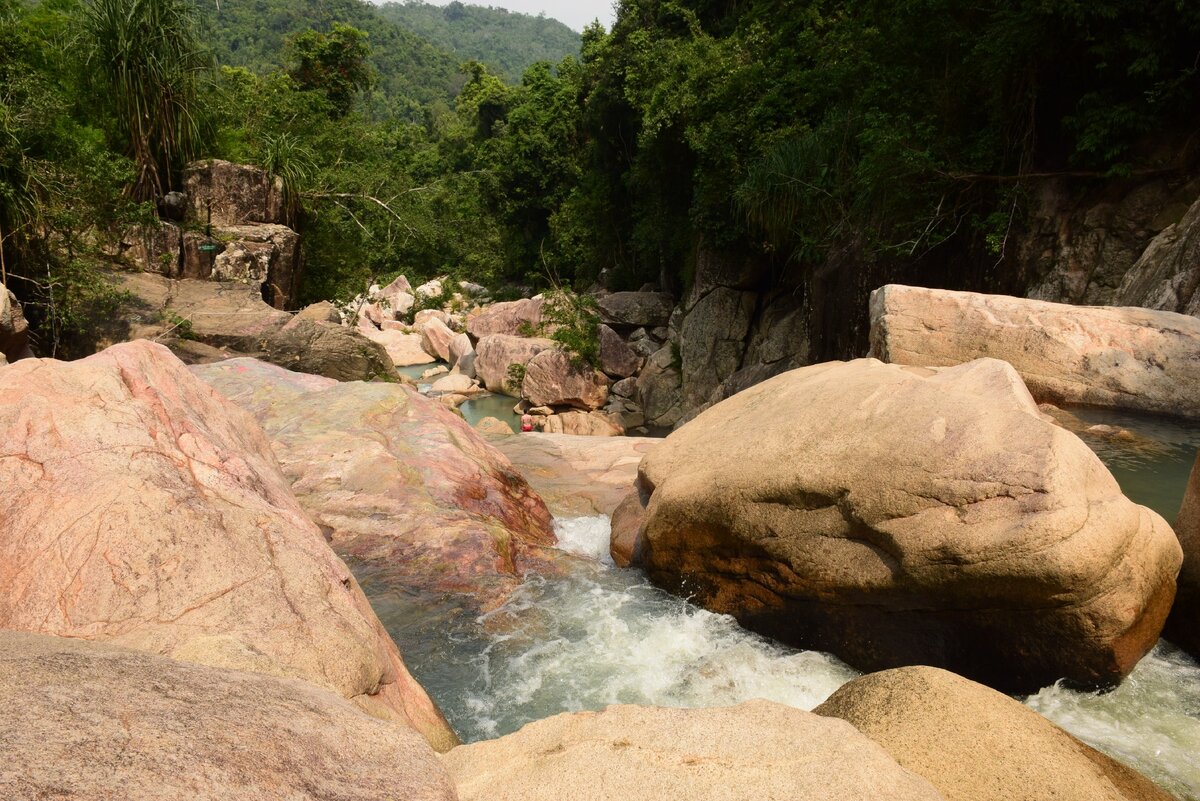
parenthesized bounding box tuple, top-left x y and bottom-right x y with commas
(372, 1, 582, 82)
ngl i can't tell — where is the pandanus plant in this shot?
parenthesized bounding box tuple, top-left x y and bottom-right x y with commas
(81, 0, 210, 201)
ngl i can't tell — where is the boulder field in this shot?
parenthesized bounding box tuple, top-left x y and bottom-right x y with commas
(443, 700, 946, 801)
(815, 666, 1174, 801)
(0, 631, 457, 801)
(193, 357, 563, 611)
(630, 357, 1181, 693)
(870, 284, 1200, 418)
(0, 341, 456, 751)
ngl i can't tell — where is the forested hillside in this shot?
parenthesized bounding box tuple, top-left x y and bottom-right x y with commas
(373, 1, 581, 83)
(199, 0, 464, 110)
(3, 0, 1199, 357)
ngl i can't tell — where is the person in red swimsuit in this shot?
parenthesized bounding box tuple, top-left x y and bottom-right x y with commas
(521, 413, 534, 432)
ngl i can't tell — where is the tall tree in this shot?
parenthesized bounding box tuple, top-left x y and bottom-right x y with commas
(82, 0, 210, 200)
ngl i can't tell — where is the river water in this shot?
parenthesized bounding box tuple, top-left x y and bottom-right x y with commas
(372, 407, 1200, 799)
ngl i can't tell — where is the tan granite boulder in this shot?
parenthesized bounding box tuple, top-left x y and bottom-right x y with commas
(421, 316, 456, 362)
(0, 341, 455, 750)
(466, 297, 545, 339)
(815, 666, 1174, 801)
(870, 284, 1200, 418)
(493, 433, 657, 517)
(264, 317, 399, 382)
(0, 631, 457, 801)
(599, 323, 641, 378)
(522, 348, 609, 410)
(444, 700, 945, 801)
(194, 358, 561, 612)
(637, 357, 1181, 693)
(362, 327, 437, 366)
(474, 334, 556, 395)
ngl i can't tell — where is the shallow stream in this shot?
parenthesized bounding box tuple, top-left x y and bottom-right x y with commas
(368, 409, 1200, 799)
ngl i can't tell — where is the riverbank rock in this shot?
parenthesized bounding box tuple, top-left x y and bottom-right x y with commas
(421, 316, 455, 362)
(363, 327, 437, 366)
(444, 700, 944, 801)
(599, 323, 641, 378)
(815, 666, 1174, 801)
(870, 284, 1200, 418)
(1114, 192, 1200, 316)
(635, 345, 684, 428)
(522, 348, 610, 410)
(597, 291, 674, 330)
(1166, 453, 1200, 658)
(467, 297, 545, 339)
(0, 282, 34, 361)
(449, 331, 477, 377)
(0, 341, 455, 750)
(475, 334, 556, 395)
(194, 358, 560, 612)
(636, 357, 1181, 693)
(0, 631, 457, 801)
(264, 317, 399, 382)
(536, 410, 623, 436)
(493, 433, 658, 516)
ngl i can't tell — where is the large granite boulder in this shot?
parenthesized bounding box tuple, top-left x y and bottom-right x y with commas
(467, 297, 545, 339)
(194, 358, 561, 611)
(0, 341, 455, 749)
(0, 631, 457, 801)
(635, 357, 1181, 693)
(815, 666, 1174, 801)
(362, 327, 437, 367)
(263, 317, 399, 382)
(635, 345, 684, 428)
(114, 272, 290, 353)
(0, 282, 34, 361)
(420, 316, 455, 362)
(475, 334, 556, 395)
(449, 331, 477, 377)
(522, 348, 610, 410)
(1114, 193, 1200, 316)
(212, 223, 302, 309)
(536, 410, 623, 436)
(870, 284, 1200, 418)
(598, 323, 641, 378)
(444, 700, 945, 801)
(1166, 453, 1200, 659)
(183, 159, 284, 226)
(597, 291, 674, 329)
(492, 433, 658, 517)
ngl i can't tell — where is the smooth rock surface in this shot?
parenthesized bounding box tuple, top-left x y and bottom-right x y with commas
(635, 345, 684, 428)
(0, 341, 455, 749)
(815, 666, 1174, 801)
(870, 284, 1200, 418)
(467, 297, 545, 339)
(444, 700, 945, 801)
(537, 410, 623, 436)
(265, 317, 399, 382)
(421, 316, 456, 362)
(637, 357, 1181, 692)
(0, 631, 458, 801)
(522, 348, 610, 410)
(194, 358, 561, 612)
(474, 334, 556, 396)
(493, 433, 657, 516)
(363, 327, 437, 366)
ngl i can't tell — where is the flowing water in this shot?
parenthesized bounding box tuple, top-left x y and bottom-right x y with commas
(374, 409, 1200, 799)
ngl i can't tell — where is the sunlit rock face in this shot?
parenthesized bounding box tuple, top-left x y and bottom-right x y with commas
(635, 357, 1181, 693)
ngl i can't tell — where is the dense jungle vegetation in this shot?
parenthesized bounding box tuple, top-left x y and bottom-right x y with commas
(2, 0, 1199, 347)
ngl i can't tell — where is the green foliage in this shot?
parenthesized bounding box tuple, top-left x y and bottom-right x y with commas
(373, 1, 581, 83)
(505, 361, 526, 394)
(81, 0, 211, 199)
(540, 287, 600, 369)
(286, 23, 373, 117)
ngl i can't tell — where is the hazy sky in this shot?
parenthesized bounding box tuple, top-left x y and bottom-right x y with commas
(417, 0, 617, 32)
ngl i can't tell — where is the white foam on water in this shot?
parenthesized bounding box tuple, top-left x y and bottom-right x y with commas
(1025, 644, 1200, 799)
(552, 515, 614, 565)
(445, 516, 859, 740)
